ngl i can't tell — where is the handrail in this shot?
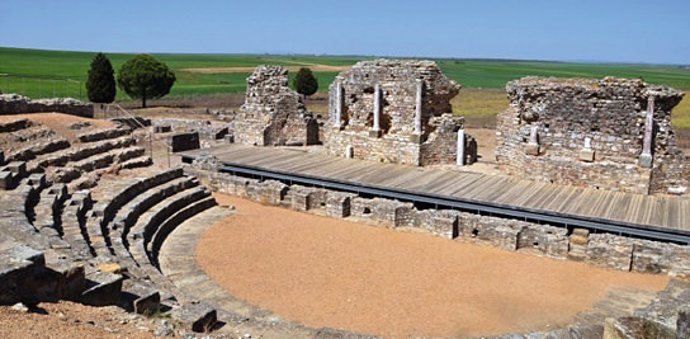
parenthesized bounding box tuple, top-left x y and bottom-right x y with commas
(104, 103, 171, 167)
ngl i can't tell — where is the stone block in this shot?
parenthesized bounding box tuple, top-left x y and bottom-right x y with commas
(525, 143, 540, 156)
(429, 211, 459, 239)
(631, 240, 669, 274)
(4, 161, 27, 177)
(579, 149, 595, 162)
(153, 125, 172, 133)
(678, 308, 690, 339)
(669, 246, 690, 279)
(586, 234, 633, 271)
(80, 271, 124, 306)
(171, 302, 217, 333)
(169, 132, 200, 153)
(122, 281, 160, 315)
(289, 186, 313, 211)
(603, 317, 675, 339)
(517, 224, 569, 258)
(368, 129, 382, 138)
(638, 153, 653, 168)
(0, 171, 12, 190)
(326, 192, 355, 218)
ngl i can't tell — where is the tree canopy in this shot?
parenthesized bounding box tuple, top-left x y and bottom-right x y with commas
(117, 54, 176, 107)
(86, 53, 116, 103)
(293, 67, 318, 97)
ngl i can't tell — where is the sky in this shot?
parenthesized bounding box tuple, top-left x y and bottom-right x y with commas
(1, 0, 689, 64)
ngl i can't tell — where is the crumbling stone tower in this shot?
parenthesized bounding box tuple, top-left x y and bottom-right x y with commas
(233, 65, 319, 146)
(324, 59, 477, 166)
(495, 76, 688, 195)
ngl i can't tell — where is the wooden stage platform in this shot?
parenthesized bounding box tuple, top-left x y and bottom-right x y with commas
(180, 144, 690, 239)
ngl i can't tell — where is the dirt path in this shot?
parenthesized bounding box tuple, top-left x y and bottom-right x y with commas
(197, 195, 669, 338)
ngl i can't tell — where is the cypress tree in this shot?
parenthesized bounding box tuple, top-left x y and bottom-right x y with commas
(293, 67, 318, 97)
(86, 53, 116, 103)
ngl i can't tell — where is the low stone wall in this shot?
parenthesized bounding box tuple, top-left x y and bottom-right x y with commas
(0, 94, 94, 118)
(187, 167, 690, 278)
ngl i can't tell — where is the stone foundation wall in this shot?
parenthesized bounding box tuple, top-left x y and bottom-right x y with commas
(495, 77, 687, 195)
(187, 167, 690, 278)
(232, 66, 318, 146)
(0, 94, 94, 118)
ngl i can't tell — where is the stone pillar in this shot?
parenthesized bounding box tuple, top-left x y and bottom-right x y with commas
(526, 125, 540, 156)
(345, 145, 353, 159)
(639, 95, 654, 168)
(415, 79, 423, 135)
(456, 129, 465, 166)
(369, 83, 382, 138)
(579, 136, 595, 162)
(334, 81, 342, 128)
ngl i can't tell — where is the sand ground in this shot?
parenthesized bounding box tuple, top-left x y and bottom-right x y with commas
(196, 194, 669, 338)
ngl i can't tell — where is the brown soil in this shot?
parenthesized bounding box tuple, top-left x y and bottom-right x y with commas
(197, 195, 669, 338)
(0, 112, 115, 141)
(0, 301, 156, 339)
(180, 65, 351, 74)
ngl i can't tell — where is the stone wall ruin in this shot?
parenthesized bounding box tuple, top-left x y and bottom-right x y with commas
(324, 59, 477, 166)
(495, 77, 688, 195)
(0, 93, 94, 118)
(232, 65, 319, 146)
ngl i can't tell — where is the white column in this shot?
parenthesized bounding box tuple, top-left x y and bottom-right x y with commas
(415, 79, 423, 134)
(639, 95, 654, 168)
(334, 81, 342, 128)
(583, 137, 592, 150)
(456, 129, 465, 166)
(373, 83, 381, 131)
(529, 125, 539, 145)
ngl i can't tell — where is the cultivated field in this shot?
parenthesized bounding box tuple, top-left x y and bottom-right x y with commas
(2, 47, 690, 142)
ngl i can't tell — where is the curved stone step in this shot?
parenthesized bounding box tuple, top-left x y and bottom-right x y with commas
(0, 119, 32, 133)
(77, 128, 130, 143)
(7, 138, 70, 162)
(126, 186, 212, 274)
(148, 196, 216, 268)
(29, 136, 135, 172)
(59, 190, 94, 260)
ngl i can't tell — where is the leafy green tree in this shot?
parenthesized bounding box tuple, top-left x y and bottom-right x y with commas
(117, 54, 176, 107)
(86, 53, 116, 103)
(293, 67, 318, 97)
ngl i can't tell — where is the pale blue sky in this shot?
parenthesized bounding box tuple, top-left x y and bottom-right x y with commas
(2, 0, 689, 64)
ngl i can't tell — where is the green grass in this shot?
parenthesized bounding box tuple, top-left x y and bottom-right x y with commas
(2, 46, 690, 101)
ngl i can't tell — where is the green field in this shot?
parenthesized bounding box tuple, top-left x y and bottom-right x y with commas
(2, 47, 690, 100)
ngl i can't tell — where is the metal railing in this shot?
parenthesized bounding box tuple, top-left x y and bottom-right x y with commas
(105, 103, 172, 167)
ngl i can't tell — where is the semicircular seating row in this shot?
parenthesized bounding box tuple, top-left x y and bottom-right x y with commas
(0, 118, 220, 333)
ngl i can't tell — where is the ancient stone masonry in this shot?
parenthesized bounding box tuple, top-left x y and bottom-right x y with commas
(187, 167, 690, 279)
(0, 93, 94, 118)
(495, 77, 687, 195)
(232, 65, 319, 146)
(324, 59, 477, 166)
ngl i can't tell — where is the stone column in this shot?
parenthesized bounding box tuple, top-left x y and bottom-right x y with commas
(415, 79, 423, 135)
(334, 81, 342, 128)
(370, 83, 382, 138)
(526, 125, 540, 156)
(639, 95, 654, 168)
(456, 129, 465, 166)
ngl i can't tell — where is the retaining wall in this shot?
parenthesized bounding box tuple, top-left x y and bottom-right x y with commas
(187, 167, 690, 279)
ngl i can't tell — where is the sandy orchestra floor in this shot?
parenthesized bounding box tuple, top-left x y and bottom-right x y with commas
(196, 195, 668, 338)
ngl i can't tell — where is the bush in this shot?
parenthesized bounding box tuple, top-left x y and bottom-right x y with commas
(86, 53, 116, 103)
(117, 54, 176, 107)
(293, 67, 318, 97)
